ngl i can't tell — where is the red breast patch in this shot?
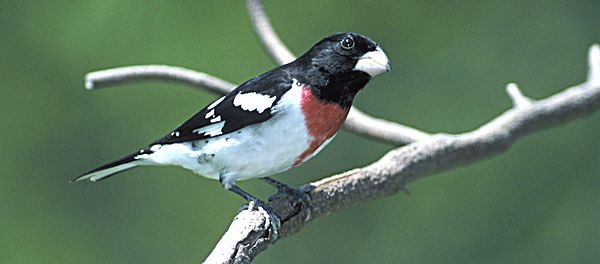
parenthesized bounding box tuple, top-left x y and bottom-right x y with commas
(293, 84, 350, 167)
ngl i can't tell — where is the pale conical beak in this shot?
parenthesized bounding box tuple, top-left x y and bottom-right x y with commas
(353, 47, 391, 77)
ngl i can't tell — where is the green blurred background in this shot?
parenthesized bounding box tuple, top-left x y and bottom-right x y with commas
(1, 0, 599, 263)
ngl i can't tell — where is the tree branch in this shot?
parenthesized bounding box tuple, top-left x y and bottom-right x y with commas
(245, 0, 295, 65)
(203, 44, 600, 263)
(84, 65, 236, 94)
(505, 83, 533, 107)
(344, 107, 430, 143)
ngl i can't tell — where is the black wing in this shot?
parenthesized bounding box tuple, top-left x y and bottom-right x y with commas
(153, 69, 294, 145)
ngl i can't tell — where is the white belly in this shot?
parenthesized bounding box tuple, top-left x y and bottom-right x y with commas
(197, 107, 312, 180)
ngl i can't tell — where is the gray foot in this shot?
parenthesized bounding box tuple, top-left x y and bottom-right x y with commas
(261, 177, 313, 221)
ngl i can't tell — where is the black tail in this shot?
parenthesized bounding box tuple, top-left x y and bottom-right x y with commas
(72, 151, 146, 182)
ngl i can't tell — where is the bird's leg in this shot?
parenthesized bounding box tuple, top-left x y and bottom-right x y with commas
(227, 184, 261, 202)
(261, 177, 295, 191)
(220, 173, 281, 242)
(261, 177, 313, 221)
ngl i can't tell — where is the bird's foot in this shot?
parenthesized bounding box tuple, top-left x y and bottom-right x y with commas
(228, 184, 281, 242)
(245, 199, 281, 242)
(261, 177, 314, 222)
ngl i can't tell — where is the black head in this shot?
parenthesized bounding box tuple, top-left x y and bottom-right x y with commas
(290, 32, 391, 107)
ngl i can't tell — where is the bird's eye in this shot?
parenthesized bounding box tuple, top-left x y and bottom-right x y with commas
(340, 37, 355, 49)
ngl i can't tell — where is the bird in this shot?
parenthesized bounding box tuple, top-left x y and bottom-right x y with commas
(74, 32, 391, 204)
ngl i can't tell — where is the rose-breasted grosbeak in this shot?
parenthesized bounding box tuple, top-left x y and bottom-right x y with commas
(74, 32, 390, 203)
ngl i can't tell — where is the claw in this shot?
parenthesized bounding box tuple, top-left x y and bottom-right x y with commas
(255, 204, 281, 242)
(246, 200, 281, 242)
(261, 177, 314, 221)
(223, 178, 282, 243)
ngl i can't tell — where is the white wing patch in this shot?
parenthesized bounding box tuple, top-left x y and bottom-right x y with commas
(233, 92, 276, 113)
(205, 109, 215, 119)
(204, 108, 222, 123)
(149, 144, 162, 152)
(193, 121, 225, 137)
(207, 96, 226, 110)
